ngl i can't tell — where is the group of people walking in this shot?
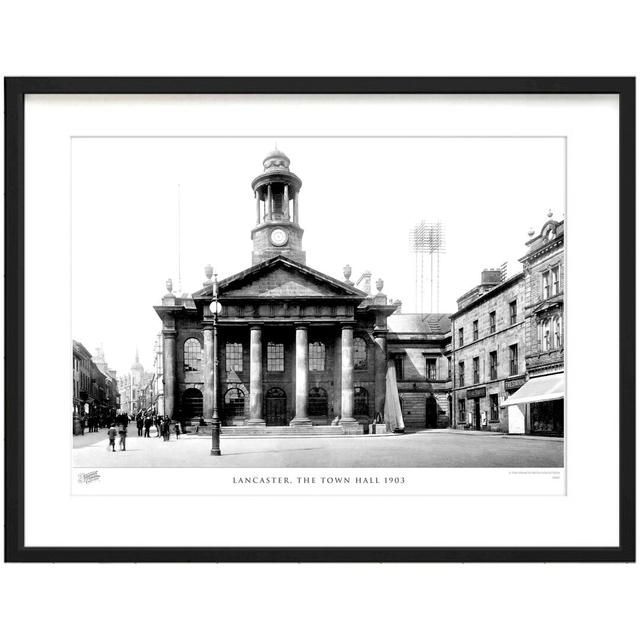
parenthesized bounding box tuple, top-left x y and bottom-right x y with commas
(107, 412, 183, 452)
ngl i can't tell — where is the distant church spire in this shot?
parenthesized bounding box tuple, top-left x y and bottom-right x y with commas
(250, 149, 306, 265)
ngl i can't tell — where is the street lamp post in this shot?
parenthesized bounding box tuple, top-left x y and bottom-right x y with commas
(210, 274, 222, 456)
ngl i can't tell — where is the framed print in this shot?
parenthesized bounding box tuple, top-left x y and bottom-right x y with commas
(4, 77, 635, 562)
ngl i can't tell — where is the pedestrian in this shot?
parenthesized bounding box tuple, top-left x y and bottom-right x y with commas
(155, 414, 162, 437)
(107, 424, 118, 452)
(144, 415, 151, 438)
(163, 417, 171, 441)
(174, 420, 181, 439)
(137, 413, 143, 437)
(118, 424, 127, 451)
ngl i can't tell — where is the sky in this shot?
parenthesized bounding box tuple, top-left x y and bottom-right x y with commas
(71, 136, 565, 377)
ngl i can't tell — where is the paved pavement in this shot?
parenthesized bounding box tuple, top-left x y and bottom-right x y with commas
(72, 428, 564, 468)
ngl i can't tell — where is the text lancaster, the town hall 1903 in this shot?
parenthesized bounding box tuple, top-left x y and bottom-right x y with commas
(72, 143, 565, 469)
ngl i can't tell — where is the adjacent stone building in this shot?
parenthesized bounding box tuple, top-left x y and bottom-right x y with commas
(502, 214, 565, 435)
(450, 270, 526, 432)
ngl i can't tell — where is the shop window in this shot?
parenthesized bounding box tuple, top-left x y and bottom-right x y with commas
(458, 398, 466, 422)
(490, 394, 499, 421)
(354, 337, 367, 369)
(225, 342, 243, 372)
(309, 342, 325, 371)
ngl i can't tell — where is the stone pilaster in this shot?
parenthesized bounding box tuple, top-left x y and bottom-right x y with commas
(290, 324, 312, 426)
(163, 330, 177, 419)
(339, 324, 358, 429)
(247, 324, 265, 426)
(373, 331, 388, 419)
(333, 330, 342, 418)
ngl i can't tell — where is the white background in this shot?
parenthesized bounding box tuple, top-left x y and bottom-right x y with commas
(1, 2, 638, 640)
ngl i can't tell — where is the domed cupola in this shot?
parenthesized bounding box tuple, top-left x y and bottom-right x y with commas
(250, 148, 306, 265)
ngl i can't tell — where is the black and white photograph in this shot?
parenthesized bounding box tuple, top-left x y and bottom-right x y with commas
(71, 136, 566, 471)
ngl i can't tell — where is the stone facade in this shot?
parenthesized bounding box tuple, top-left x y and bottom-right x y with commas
(450, 271, 526, 432)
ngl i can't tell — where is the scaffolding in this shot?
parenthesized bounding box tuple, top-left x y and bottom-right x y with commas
(409, 220, 446, 313)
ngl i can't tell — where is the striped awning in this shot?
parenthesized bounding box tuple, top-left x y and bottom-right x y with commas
(501, 373, 564, 407)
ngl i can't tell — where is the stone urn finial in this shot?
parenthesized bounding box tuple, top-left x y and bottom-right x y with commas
(166, 278, 173, 293)
(376, 278, 384, 293)
(527, 227, 535, 237)
(343, 264, 352, 281)
(547, 209, 554, 218)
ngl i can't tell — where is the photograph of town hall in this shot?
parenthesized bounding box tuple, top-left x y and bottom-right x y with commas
(72, 140, 564, 468)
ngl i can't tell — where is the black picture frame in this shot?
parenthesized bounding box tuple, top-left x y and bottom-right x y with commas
(4, 77, 635, 563)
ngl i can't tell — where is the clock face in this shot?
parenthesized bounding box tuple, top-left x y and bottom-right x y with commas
(270, 228, 288, 247)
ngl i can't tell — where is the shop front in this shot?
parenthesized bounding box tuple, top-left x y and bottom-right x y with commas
(501, 372, 564, 436)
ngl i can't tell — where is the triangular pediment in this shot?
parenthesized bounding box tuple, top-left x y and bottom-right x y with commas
(204, 256, 366, 300)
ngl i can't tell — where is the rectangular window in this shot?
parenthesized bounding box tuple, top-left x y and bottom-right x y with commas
(542, 270, 551, 299)
(472, 320, 479, 341)
(509, 344, 519, 375)
(447, 356, 452, 381)
(472, 357, 480, 384)
(391, 355, 404, 381)
(267, 342, 284, 372)
(458, 398, 466, 422)
(490, 394, 499, 421)
(509, 300, 517, 325)
(225, 343, 243, 372)
(458, 327, 464, 347)
(308, 342, 326, 371)
(458, 361, 465, 387)
(552, 266, 560, 296)
(425, 358, 437, 381)
(489, 311, 496, 334)
(489, 350, 497, 381)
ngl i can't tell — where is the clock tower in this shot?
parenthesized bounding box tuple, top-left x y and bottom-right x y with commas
(250, 149, 306, 265)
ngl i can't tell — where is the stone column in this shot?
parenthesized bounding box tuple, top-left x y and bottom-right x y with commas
(290, 324, 312, 426)
(202, 323, 214, 419)
(163, 330, 177, 419)
(332, 329, 342, 418)
(255, 190, 261, 225)
(373, 331, 387, 418)
(266, 184, 272, 220)
(283, 184, 290, 219)
(247, 325, 265, 426)
(293, 191, 299, 224)
(339, 324, 358, 429)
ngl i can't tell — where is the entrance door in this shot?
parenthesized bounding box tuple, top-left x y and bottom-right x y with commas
(425, 395, 438, 429)
(473, 397, 481, 430)
(265, 387, 287, 426)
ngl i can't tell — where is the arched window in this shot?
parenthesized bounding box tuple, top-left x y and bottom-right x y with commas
(224, 388, 245, 418)
(184, 338, 202, 373)
(354, 337, 367, 369)
(309, 342, 325, 371)
(541, 318, 552, 351)
(308, 387, 328, 416)
(553, 315, 562, 348)
(225, 343, 243, 372)
(354, 387, 369, 415)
